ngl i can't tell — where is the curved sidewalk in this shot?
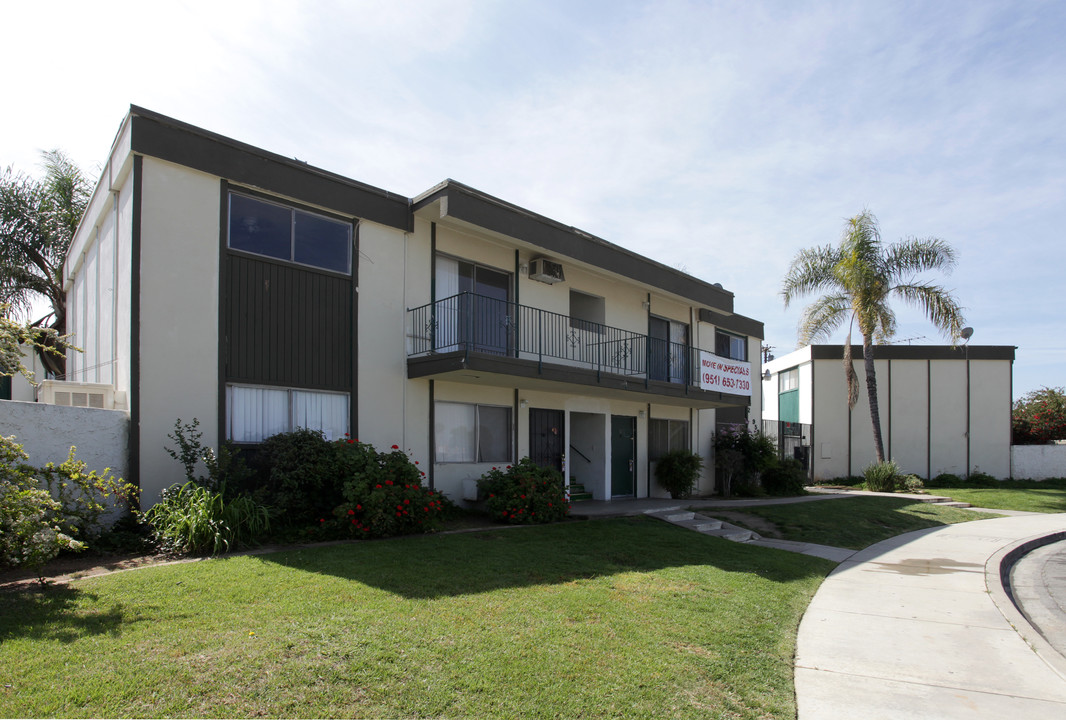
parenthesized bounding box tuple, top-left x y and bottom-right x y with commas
(795, 513, 1066, 719)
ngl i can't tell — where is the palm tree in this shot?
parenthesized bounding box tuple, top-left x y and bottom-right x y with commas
(781, 210, 965, 463)
(0, 150, 90, 377)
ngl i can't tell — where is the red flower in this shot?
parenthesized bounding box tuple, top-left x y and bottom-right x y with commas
(415, 461, 419, 465)
(392, 444, 399, 450)
(404, 499, 410, 505)
(356, 504, 362, 510)
(396, 512, 402, 517)
(347, 509, 355, 516)
(386, 480, 393, 486)
(376, 484, 382, 489)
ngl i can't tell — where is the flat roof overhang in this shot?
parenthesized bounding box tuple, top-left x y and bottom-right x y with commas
(408, 352, 750, 409)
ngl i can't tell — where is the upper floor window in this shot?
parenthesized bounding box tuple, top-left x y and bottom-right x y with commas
(228, 192, 352, 274)
(780, 368, 799, 392)
(569, 289, 605, 333)
(715, 330, 747, 361)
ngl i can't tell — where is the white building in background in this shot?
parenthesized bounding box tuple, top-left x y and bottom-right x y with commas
(761, 344, 1015, 480)
(51, 106, 765, 509)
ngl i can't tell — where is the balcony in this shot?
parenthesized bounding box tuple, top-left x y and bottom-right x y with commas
(406, 293, 746, 407)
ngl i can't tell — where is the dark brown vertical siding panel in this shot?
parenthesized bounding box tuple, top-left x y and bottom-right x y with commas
(224, 253, 351, 390)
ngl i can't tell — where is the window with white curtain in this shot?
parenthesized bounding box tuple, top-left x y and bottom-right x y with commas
(434, 402, 512, 463)
(226, 384, 349, 442)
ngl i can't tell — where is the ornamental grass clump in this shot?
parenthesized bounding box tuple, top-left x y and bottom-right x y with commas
(478, 458, 569, 524)
(144, 481, 270, 555)
(863, 460, 902, 492)
(332, 442, 449, 538)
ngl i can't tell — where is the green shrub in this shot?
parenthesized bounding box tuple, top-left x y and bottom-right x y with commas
(863, 460, 902, 492)
(654, 450, 704, 499)
(332, 442, 448, 538)
(144, 481, 270, 555)
(930, 472, 963, 488)
(899, 474, 925, 493)
(252, 428, 344, 525)
(36, 445, 139, 540)
(478, 458, 569, 524)
(966, 471, 1000, 487)
(761, 459, 808, 496)
(165, 418, 253, 495)
(1, 436, 85, 579)
(712, 424, 776, 498)
(0, 434, 139, 579)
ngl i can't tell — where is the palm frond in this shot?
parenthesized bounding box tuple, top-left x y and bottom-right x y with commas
(891, 282, 966, 341)
(797, 293, 851, 345)
(881, 237, 957, 280)
(781, 244, 842, 308)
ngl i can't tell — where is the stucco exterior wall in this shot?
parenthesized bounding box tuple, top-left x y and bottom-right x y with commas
(357, 220, 414, 454)
(136, 158, 221, 506)
(969, 359, 1012, 478)
(66, 134, 135, 396)
(1012, 445, 1066, 480)
(812, 357, 851, 479)
(777, 348, 1012, 481)
(886, 359, 929, 476)
(0, 400, 129, 480)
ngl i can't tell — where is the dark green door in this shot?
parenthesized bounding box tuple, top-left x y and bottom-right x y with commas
(611, 415, 636, 497)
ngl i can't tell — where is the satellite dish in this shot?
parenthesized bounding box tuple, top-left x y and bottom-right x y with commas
(960, 327, 974, 340)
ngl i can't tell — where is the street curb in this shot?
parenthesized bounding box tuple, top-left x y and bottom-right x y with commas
(987, 529, 1066, 682)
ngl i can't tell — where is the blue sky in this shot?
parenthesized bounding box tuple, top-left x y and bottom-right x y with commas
(4, 0, 1063, 399)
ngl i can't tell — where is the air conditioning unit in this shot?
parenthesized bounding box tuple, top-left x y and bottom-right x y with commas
(38, 380, 121, 411)
(529, 258, 565, 284)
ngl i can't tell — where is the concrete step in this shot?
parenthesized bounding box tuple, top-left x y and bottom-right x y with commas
(664, 511, 695, 523)
(711, 522, 761, 542)
(936, 500, 972, 508)
(694, 520, 724, 532)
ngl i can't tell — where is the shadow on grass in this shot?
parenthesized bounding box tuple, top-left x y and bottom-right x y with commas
(257, 515, 835, 599)
(0, 585, 130, 644)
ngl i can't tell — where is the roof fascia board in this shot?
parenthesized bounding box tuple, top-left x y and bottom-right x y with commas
(698, 308, 764, 340)
(416, 181, 735, 313)
(808, 345, 1016, 361)
(128, 107, 411, 231)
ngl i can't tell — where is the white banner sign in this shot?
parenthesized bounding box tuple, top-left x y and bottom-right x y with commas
(699, 353, 753, 396)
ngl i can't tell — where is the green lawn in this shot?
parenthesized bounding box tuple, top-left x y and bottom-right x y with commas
(696, 497, 997, 550)
(931, 484, 1066, 513)
(0, 517, 833, 719)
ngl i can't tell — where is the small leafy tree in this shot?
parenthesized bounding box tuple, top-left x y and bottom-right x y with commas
(712, 425, 776, 497)
(654, 450, 704, 499)
(1013, 387, 1066, 445)
(165, 418, 252, 494)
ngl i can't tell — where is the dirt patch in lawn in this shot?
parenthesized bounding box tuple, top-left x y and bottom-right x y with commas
(0, 550, 180, 593)
(702, 510, 784, 539)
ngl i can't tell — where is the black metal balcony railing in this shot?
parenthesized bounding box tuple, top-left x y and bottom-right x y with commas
(407, 293, 700, 386)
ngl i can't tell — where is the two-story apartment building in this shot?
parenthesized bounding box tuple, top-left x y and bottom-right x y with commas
(61, 106, 764, 508)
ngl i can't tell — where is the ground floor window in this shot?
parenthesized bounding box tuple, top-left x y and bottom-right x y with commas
(435, 402, 512, 463)
(648, 418, 690, 460)
(226, 384, 349, 443)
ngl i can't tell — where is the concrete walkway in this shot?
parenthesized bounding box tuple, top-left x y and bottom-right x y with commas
(795, 513, 1066, 719)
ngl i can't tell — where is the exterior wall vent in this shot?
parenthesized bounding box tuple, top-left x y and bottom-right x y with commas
(38, 380, 120, 411)
(529, 258, 565, 284)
